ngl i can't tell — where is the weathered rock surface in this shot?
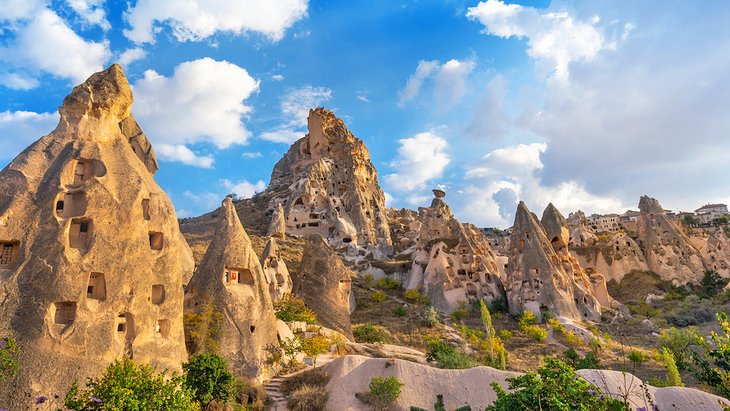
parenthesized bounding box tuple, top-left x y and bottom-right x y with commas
(399, 190, 505, 311)
(266, 108, 391, 251)
(638, 196, 706, 283)
(291, 234, 354, 339)
(506, 202, 602, 321)
(184, 198, 279, 379)
(700, 228, 730, 278)
(0, 64, 194, 407)
(260, 237, 292, 301)
(323, 355, 729, 411)
(266, 203, 286, 239)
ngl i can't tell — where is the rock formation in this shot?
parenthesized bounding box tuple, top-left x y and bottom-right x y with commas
(184, 197, 279, 378)
(266, 108, 391, 251)
(638, 196, 706, 283)
(267, 203, 286, 238)
(260, 237, 292, 301)
(572, 230, 648, 283)
(401, 190, 505, 311)
(505, 202, 602, 321)
(700, 228, 730, 277)
(291, 234, 354, 339)
(567, 211, 597, 247)
(0, 64, 194, 407)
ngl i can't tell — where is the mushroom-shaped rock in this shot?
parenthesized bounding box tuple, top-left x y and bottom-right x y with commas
(291, 234, 354, 340)
(0, 64, 194, 408)
(184, 198, 279, 379)
(267, 203, 286, 238)
(260, 237, 292, 301)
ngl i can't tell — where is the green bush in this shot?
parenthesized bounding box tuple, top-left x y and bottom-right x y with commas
(659, 326, 700, 370)
(64, 357, 197, 410)
(353, 323, 390, 343)
(184, 302, 224, 355)
(627, 350, 648, 367)
(666, 295, 714, 326)
(287, 385, 328, 411)
(700, 270, 729, 299)
(363, 273, 374, 288)
(564, 348, 601, 370)
(487, 357, 624, 410)
(231, 379, 266, 410)
(517, 311, 537, 330)
(426, 340, 475, 369)
(377, 277, 401, 290)
(691, 311, 730, 397)
(523, 325, 547, 341)
(423, 306, 439, 327)
(497, 329, 513, 341)
(274, 295, 317, 324)
(299, 334, 331, 365)
(393, 305, 407, 317)
(371, 290, 387, 303)
(657, 347, 683, 387)
(0, 336, 20, 381)
(183, 353, 235, 410)
(369, 376, 404, 410)
(404, 289, 431, 304)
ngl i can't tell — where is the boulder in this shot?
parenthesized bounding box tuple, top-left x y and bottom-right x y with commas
(0, 64, 194, 407)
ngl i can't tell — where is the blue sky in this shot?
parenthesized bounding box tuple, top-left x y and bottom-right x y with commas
(2, 0, 730, 227)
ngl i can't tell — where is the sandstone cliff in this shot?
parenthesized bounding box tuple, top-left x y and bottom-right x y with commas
(260, 237, 292, 301)
(184, 198, 279, 379)
(0, 64, 194, 407)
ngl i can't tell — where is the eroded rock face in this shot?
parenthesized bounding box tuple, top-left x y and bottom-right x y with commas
(291, 234, 354, 339)
(267, 108, 391, 251)
(260, 237, 292, 301)
(638, 196, 706, 284)
(0, 64, 194, 407)
(267, 203, 286, 238)
(401, 191, 505, 311)
(184, 198, 279, 379)
(701, 229, 730, 277)
(506, 202, 601, 321)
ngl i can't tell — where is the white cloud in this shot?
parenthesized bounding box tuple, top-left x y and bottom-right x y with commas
(384, 131, 451, 193)
(357, 94, 370, 103)
(220, 178, 267, 198)
(124, 0, 308, 44)
(0, 73, 40, 90)
(156, 144, 214, 168)
(118, 47, 147, 67)
(132, 58, 259, 166)
(242, 151, 263, 159)
(0, 8, 111, 86)
(183, 190, 222, 212)
(0, 0, 45, 21)
(66, 0, 110, 30)
(271, 74, 285, 81)
(261, 85, 332, 144)
(397, 59, 476, 110)
(176, 208, 193, 218)
(465, 74, 510, 139)
(467, 0, 606, 81)
(0, 111, 58, 160)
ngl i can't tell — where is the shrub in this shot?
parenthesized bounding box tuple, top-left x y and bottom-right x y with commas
(659, 326, 700, 371)
(426, 340, 475, 369)
(371, 290, 387, 303)
(564, 348, 601, 370)
(548, 318, 582, 348)
(299, 334, 331, 365)
(666, 295, 714, 326)
(523, 325, 547, 341)
(423, 306, 439, 327)
(487, 357, 624, 410)
(691, 311, 730, 397)
(404, 289, 431, 304)
(281, 368, 331, 396)
(184, 302, 224, 355)
(377, 277, 401, 290)
(517, 311, 537, 330)
(657, 347, 683, 387)
(393, 305, 407, 317)
(280, 337, 303, 367)
(700, 270, 729, 299)
(232, 379, 266, 410)
(489, 297, 507, 314)
(183, 353, 235, 410)
(450, 306, 469, 322)
(627, 350, 648, 367)
(0, 336, 20, 381)
(287, 385, 328, 411)
(363, 273, 374, 288)
(369, 376, 404, 410)
(353, 323, 390, 343)
(64, 357, 197, 410)
(274, 295, 317, 324)
(497, 330, 513, 341)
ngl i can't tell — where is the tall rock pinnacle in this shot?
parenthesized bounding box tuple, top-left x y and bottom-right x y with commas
(0, 64, 194, 407)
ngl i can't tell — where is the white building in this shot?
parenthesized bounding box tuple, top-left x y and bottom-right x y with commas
(695, 203, 729, 220)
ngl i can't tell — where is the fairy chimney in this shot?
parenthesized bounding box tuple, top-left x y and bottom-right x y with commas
(260, 237, 292, 302)
(267, 203, 286, 238)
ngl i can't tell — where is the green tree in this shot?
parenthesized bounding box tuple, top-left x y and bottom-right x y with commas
(487, 357, 624, 411)
(658, 347, 683, 387)
(280, 337, 303, 368)
(369, 376, 404, 411)
(426, 340, 475, 369)
(300, 334, 331, 366)
(274, 295, 317, 324)
(0, 336, 20, 381)
(700, 270, 729, 299)
(64, 357, 198, 410)
(659, 326, 700, 371)
(691, 311, 730, 397)
(182, 353, 235, 410)
(184, 302, 224, 355)
(480, 300, 495, 358)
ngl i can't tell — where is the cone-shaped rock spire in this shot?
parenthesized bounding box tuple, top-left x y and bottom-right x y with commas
(185, 197, 279, 378)
(260, 237, 292, 301)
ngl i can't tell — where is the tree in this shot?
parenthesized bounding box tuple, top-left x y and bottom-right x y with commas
(184, 302, 224, 355)
(480, 300, 495, 358)
(487, 357, 624, 411)
(280, 337, 303, 368)
(691, 311, 730, 397)
(0, 336, 20, 381)
(699, 270, 729, 299)
(658, 347, 683, 387)
(182, 353, 235, 410)
(274, 295, 317, 324)
(300, 335, 331, 366)
(369, 376, 404, 411)
(659, 326, 700, 371)
(64, 357, 198, 410)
